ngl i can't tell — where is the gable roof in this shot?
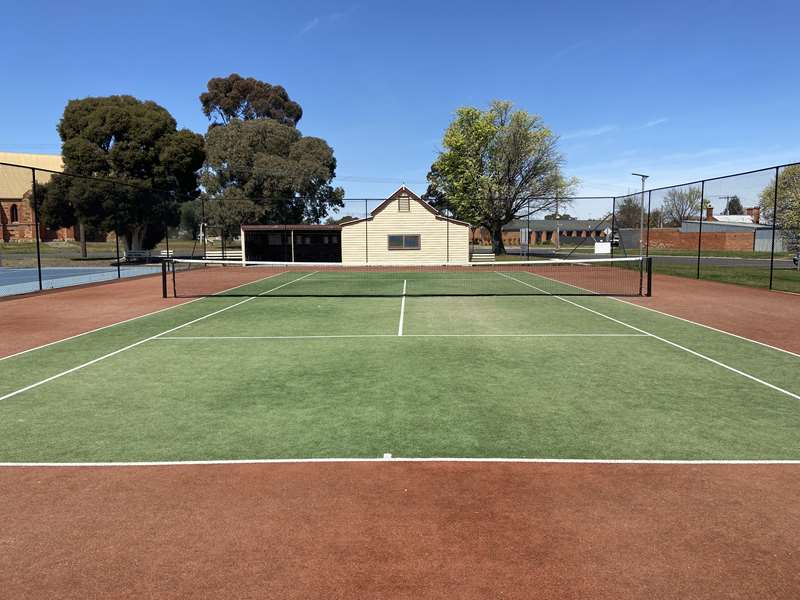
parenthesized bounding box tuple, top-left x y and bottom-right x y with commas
(339, 186, 470, 227)
(0, 152, 64, 199)
(713, 214, 754, 224)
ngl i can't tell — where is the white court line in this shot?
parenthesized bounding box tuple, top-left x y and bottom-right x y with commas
(1, 456, 799, 467)
(0, 269, 288, 363)
(498, 272, 800, 401)
(154, 333, 647, 340)
(612, 298, 800, 359)
(519, 263, 800, 360)
(0, 271, 317, 403)
(398, 279, 407, 336)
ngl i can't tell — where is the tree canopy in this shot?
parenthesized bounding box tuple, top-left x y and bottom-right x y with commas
(40, 95, 205, 251)
(723, 195, 744, 215)
(201, 117, 343, 235)
(200, 74, 303, 127)
(760, 165, 800, 250)
(424, 101, 575, 253)
(614, 195, 643, 229)
(661, 186, 702, 226)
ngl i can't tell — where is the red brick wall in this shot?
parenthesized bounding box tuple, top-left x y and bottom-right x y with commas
(648, 228, 754, 251)
(1, 199, 76, 242)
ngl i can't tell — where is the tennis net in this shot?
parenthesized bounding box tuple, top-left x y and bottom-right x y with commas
(162, 257, 651, 298)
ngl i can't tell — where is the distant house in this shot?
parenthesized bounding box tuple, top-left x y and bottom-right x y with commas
(473, 218, 608, 247)
(340, 187, 471, 263)
(680, 206, 784, 252)
(241, 187, 472, 264)
(0, 152, 76, 243)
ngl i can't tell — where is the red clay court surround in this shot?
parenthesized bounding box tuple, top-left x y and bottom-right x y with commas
(2, 272, 799, 599)
(2, 462, 799, 599)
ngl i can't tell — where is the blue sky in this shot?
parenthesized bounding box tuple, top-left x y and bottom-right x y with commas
(1, 0, 799, 217)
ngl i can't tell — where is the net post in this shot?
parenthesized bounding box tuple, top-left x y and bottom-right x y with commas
(161, 260, 168, 298)
(171, 260, 177, 297)
(646, 256, 653, 297)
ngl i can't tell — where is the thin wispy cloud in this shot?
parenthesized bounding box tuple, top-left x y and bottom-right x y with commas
(562, 125, 617, 141)
(642, 117, 669, 128)
(550, 39, 591, 61)
(661, 147, 732, 161)
(300, 17, 320, 35)
(299, 7, 354, 35)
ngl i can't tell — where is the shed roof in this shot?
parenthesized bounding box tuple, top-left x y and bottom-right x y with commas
(241, 224, 342, 231)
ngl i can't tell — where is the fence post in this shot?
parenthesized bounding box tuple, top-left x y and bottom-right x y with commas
(645, 191, 651, 257)
(768, 166, 779, 290)
(527, 198, 531, 259)
(161, 260, 168, 298)
(114, 208, 121, 279)
(31, 168, 43, 291)
(364, 199, 369, 263)
(696, 181, 705, 279)
(446, 212, 450, 263)
(201, 196, 207, 259)
(610, 197, 616, 257)
(646, 256, 653, 297)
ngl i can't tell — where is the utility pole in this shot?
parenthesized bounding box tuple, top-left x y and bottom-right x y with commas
(632, 173, 649, 255)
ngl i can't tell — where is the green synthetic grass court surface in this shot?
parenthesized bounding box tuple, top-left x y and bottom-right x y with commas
(1, 270, 799, 462)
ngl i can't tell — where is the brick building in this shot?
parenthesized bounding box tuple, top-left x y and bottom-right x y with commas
(0, 152, 76, 243)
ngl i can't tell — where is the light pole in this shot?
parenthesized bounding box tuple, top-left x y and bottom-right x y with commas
(632, 173, 649, 255)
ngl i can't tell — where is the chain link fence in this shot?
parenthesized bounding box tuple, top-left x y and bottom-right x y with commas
(1, 159, 798, 298)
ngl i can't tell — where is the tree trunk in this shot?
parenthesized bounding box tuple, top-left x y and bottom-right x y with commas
(125, 226, 146, 252)
(490, 225, 506, 255)
(79, 222, 87, 258)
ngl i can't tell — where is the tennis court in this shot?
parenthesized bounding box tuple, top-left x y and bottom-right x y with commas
(0, 265, 161, 297)
(1, 258, 798, 464)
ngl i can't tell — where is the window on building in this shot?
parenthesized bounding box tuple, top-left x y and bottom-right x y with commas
(268, 233, 282, 245)
(388, 234, 420, 250)
(398, 196, 410, 212)
(10, 204, 19, 223)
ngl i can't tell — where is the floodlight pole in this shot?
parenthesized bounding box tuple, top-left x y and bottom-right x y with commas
(632, 173, 649, 255)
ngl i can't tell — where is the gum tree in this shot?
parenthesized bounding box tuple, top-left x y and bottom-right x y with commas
(424, 101, 575, 254)
(40, 95, 205, 251)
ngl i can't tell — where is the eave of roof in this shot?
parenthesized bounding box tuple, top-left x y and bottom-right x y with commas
(241, 224, 342, 231)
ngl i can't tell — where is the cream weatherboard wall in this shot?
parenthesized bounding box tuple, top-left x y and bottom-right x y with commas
(340, 189, 470, 263)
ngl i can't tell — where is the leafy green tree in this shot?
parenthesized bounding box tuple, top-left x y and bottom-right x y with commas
(723, 195, 744, 215)
(201, 117, 343, 230)
(544, 212, 575, 220)
(425, 101, 575, 254)
(662, 186, 702, 226)
(40, 96, 205, 251)
(200, 74, 302, 127)
(760, 165, 800, 250)
(179, 199, 202, 240)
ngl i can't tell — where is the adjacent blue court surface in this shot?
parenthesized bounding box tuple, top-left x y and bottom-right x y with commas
(0, 266, 160, 297)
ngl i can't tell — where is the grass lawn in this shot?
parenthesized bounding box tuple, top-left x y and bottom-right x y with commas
(653, 260, 800, 293)
(1, 270, 798, 462)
